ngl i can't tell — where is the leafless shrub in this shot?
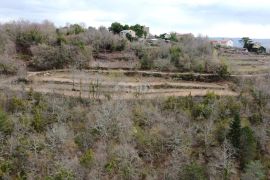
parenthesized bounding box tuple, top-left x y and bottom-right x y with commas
(31, 43, 91, 70)
(107, 144, 143, 180)
(0, 54, 24, 75)
(84, 27, 127, 53)
(91, 101, 133, 143)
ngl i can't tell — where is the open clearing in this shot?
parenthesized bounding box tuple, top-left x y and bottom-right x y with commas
(1, 69, 237, 100)
(223, 53, 270, 74)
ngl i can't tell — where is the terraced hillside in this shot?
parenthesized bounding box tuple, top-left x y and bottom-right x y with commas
(0, 69, 236, 100)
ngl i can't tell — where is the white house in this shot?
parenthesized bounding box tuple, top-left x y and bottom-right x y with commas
(210, 39, 234, 47)
(120, 30, 136, 38)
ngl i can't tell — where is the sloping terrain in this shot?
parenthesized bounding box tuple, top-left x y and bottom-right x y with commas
(222, 53, 270, 74)
(0, 70, 236, 99)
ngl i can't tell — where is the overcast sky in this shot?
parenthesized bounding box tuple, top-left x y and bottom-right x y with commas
(1, 0, 270, 38)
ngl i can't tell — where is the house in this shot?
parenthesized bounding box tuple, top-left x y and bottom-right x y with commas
(120, 30, 136, 38)
(143, 26, 150, 38)
(176, 33, 194, 38)
(248, 42, 266, 53)
(158, 33, 171, 40)
(164, 33, 171, 39)
(146, 38, 159, 45)
(210, 39, 234, 47)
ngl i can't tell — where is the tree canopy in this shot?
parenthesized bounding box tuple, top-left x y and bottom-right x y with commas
(109, 22, 147, 38)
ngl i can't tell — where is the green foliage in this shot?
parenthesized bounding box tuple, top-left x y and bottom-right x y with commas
(204, 91, 218, 104)
(67, 24, 85, 35)
(249, 113, 262, 125)
(170, 46, 182, 68)
(126, 33, 134, 42)
(217, 63, 230, 79)
(109, 22, 147, 37)
(251, 89, 268, 109)
(240, 127, 257, 168)
(130, 24, 146, 38)
(240, 37, 252, 49)
(239, 37, 266, 53)
(132, 105, 148, 127)
(0, 109, 13, 135)
(162, 95, 194, 113)
(241, 161, 266, 180)
(79, 149, 94, 168)
(215, 121, 228, 144)
(140, 53, 154, 70)
(16, 28, 44, 55)
(109, 22, 124, 34)
(228, 113, 241, 150)
(0, 159, 14, 176)
(46, 167, 75, 180)
(181, 163, 207, 180)
(169, 32, 178, 42)
(31, 106, 45, 132)
(8, 97, 28, 113)
(192, 102, 212, 120)
(105, 159, 117, 173)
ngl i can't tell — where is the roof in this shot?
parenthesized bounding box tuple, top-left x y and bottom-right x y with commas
(210, 39, 233, 44)
(120, 30, 135, 33)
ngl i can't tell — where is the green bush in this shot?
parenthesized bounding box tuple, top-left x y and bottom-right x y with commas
(132, 105, 148, 127)
(31, 107, 45, 132)
(16, 28, 44, 55)
(79, 149, 94, 168)
(180, 163, 207, 180)
(241, 160, 266, 180)
(0, 159, 14, 176)
(215, 122, 228, 144)
(45, 167, 75, 180)
(228, 113, 241, 150)
(192, 103, 212, 119)
(0, 109, 13, 135)
(8, 97, 28, 113)
(140, 53, 154, 70)
(240, 127, 257, 169)
(170, 46, 182, 68)
(217, 63, 230, 79)
(249, 113, 262, 125)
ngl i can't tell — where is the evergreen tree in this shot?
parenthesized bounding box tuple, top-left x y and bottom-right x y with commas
(228, 113, 241, 150)
(241, 161, 266, 180)
(240, 127, 257, 169)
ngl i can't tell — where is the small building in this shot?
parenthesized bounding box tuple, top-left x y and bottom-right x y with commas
(146, 38, 159, 45)
(210, 39, 234, 47)
(164, 33, 171, 39)
(176, 33, 194, 38)
(143, 26, 150, 38)
(120, 30, 136, 38)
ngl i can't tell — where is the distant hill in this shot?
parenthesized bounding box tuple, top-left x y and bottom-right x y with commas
(210, 37, 270, 50)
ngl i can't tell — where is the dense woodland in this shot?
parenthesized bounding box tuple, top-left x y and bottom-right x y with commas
(0, 20, 269, 179)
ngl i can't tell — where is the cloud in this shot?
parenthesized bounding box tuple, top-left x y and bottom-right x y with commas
(0, 0, 270, 38)
(200, 22, 270, 38)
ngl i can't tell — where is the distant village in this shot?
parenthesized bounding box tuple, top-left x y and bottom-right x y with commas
(109, 22, 268, 54)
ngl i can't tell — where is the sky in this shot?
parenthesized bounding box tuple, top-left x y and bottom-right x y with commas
(0, 0, 270, 38)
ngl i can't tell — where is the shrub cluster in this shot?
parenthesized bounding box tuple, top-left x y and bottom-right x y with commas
(0, 78, 269, 179)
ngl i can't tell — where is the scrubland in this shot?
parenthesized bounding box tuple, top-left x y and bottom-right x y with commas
(0, 20, 270, 179)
